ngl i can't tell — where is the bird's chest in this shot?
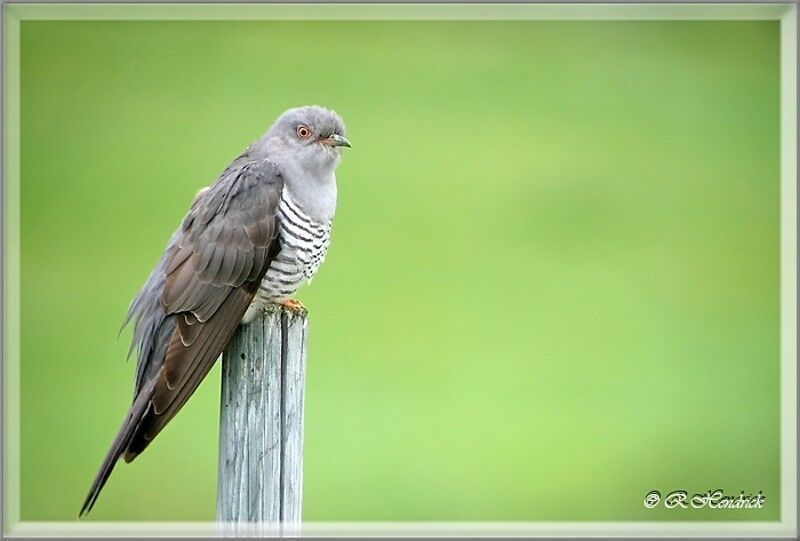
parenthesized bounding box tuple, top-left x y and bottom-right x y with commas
(258, 195, 332, 301)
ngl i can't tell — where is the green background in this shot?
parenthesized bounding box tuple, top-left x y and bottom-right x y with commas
(19, 20, 779, 521)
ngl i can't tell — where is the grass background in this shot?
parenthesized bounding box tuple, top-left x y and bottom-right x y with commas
(19, 20, 779, 521)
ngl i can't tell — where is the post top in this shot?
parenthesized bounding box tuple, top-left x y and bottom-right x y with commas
(261, 302, 308, 319)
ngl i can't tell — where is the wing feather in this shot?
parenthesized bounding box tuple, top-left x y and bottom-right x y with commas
(81, 157, 284, 515)
(131, 160, 281, 454)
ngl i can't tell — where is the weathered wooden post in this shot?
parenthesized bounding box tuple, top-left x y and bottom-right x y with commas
(217, 304, 308, 535)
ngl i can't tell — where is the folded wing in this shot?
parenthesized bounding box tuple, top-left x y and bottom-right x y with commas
(80, 158, 282, 516)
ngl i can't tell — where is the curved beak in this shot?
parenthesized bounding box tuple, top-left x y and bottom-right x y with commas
(325, 133, 351, 148)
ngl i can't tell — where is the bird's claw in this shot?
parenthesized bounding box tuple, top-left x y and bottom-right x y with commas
(280, 299, 306, 313)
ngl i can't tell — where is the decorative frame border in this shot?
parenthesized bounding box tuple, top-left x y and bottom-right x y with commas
(2, 3, 796, 537)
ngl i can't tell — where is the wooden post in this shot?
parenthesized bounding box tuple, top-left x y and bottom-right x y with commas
(217, 304, 308, 535)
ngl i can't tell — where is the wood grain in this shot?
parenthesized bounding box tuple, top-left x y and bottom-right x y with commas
(217, 304, 307, 534)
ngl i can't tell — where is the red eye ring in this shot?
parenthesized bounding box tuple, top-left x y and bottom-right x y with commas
(296, 125, 312, 139)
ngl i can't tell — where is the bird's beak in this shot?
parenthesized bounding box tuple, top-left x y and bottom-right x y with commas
(324, 134, 351, 148)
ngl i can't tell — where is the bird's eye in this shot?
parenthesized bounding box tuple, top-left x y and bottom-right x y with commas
(296, 125, 312, 139)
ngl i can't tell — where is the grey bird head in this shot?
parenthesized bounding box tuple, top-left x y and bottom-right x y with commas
(253, 105, 350, 179)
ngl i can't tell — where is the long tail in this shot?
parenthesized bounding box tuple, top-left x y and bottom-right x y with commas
(79, 379, 157, 517)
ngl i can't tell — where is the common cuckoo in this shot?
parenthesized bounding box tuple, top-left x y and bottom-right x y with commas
(80, 106, 350, 516)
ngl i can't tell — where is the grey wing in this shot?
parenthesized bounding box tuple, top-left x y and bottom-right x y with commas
(129, 158, 283, 453)
(80, 158, 283, 516)
(126, 160, 280, 398)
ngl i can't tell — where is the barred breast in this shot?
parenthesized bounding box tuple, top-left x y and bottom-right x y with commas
(243, 189, 332, 321)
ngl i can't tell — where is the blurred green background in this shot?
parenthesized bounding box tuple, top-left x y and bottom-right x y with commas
(19, 20, 779, 521)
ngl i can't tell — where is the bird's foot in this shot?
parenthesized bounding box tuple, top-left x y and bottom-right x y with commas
(280, 298, 307, 313)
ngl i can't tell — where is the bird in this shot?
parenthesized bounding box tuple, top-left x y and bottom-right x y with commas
(79, 105, 350, 517)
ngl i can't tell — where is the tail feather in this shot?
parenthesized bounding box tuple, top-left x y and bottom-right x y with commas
(79, 378, 157, 517)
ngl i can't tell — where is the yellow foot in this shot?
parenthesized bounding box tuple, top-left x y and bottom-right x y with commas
(280, 299, 306, 313)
